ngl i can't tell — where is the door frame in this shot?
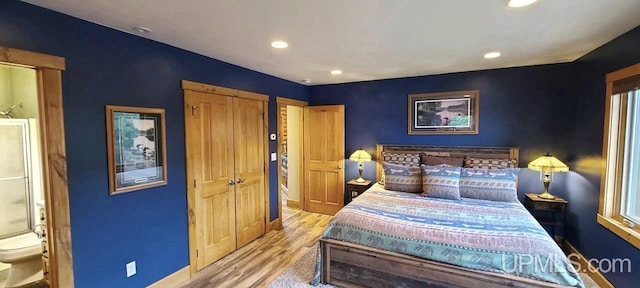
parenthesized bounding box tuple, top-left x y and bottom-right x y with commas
(0, 46, 73, 287)
(275, 97, 307, 230)
(182, 80, 270, 276)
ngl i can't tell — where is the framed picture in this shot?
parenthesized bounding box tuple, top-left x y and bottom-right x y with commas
(408, 90, 479, 135)
(106, 105, 167, 194)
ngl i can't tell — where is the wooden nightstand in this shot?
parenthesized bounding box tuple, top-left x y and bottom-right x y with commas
(524, 193, 568, 245)
(345, 179, 373, 205)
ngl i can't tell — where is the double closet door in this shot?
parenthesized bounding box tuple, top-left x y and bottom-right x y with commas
(184, 84, 267, 272)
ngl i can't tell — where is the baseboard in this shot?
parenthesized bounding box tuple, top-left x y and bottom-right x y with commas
(287, 199, 301, 209)
(270, 218, 282, 231)
(147, 265, 190, 288)
(565, 242, 614, 288)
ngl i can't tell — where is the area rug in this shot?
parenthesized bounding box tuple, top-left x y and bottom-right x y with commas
(268, 243, 601, 288)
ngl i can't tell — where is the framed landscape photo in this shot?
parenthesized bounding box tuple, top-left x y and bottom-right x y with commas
(106, 105, 167, 194)
(408, 90, 479, 135)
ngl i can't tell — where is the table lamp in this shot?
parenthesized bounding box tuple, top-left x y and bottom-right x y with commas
(528, 153, 569, 199)
(349, 149, 372, 183)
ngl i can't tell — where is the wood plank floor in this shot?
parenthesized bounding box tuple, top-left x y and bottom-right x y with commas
(282, 204, 301, 221)
(177, 211, 332, 288)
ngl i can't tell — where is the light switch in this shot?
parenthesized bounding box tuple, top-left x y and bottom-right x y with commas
(270, 133, 276, 140)
(271, 153, 277, 161)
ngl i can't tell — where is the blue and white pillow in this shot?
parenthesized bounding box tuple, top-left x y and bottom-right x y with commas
(459, 168, 520, 202)
(383, 162, 422, 193)
(421, 165, 461, 200)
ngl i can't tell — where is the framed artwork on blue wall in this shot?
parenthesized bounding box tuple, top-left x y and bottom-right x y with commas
(408, 90, 479, 135)
(106, 105, 167, 195)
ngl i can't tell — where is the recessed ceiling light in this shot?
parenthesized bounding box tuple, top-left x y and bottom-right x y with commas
(331, 70, 342, 75)
(271, 41, 288, 49)
(508, 0, 537, 8)
(484, 52, 501, 59)
(132, 26, 152, 34)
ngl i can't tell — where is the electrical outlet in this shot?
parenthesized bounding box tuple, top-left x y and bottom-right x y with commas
(126, 261, 136, 277)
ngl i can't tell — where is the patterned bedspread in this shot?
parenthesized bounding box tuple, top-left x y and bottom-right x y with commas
(316, 184, 584, 287)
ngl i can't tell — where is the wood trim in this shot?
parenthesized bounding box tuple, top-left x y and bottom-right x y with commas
(182, 92, 198, 276)
(181, 80, 236, 96)
(276, 96, 308, 107)
(597, 214, 640, 249)
(269, 218, 282, 231)
(263, 100, 270, 233)
(599, 62, 640, 247)
(181, 80, 269, 102)
(321, 238, 568, 288)
(0, 46, 65, 70)
(238, 90, 269, 102)
(276, 98, 307, 225)
(38, 67, 73, 287)
(276, 102, 284, 227)
(564, 242, 614, 288)
(146, 266, 190, 288)
(605, 62, 640, 84)
(376, 144, 519, 182)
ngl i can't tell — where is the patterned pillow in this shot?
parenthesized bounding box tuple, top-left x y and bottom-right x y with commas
(421, 165, 461, 200)
(383, 162, 422, 193)
(459, 168, 520, 202)
(464, 157, 517, 169)
(381, 152, 420, 167)
(420, 153, 464, 167)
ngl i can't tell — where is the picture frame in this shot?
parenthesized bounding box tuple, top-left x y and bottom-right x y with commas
(408, 90, 479, 135)
(106, 105, 167, 195)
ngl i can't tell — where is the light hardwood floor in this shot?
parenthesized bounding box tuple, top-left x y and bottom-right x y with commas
(282, 203, 302, 221)
(177, 211, 332, 288)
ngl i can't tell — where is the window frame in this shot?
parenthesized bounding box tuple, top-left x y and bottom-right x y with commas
(598, 62, 640, 249)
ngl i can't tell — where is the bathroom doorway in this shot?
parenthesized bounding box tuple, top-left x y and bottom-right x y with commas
(0, 45, 73, 288)
(276, 97, 307, 225)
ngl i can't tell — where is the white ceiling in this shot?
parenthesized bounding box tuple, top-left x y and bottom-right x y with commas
(22, 0, 640, 85)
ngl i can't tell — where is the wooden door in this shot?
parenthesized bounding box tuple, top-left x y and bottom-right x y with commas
(185, 90, 237, 271)
(303, 105, 345, 215)
(233, 97, 266, 247)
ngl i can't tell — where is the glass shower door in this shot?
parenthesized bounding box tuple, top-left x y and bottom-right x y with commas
(0, 119, 31, 239)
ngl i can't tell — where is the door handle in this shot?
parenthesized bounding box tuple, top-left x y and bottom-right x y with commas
(337, 165, 342, 169)
(236, 178, 245, 183)
(228, 180, 235, 185)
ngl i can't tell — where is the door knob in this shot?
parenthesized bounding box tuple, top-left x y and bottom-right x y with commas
(337, 165, 342, 169)
(228, 180, 235, 185)
(236, 178, 245, 183)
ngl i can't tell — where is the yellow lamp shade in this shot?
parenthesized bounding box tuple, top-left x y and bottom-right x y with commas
(349, 150, 372, 162)
(528, 154, 569, 173)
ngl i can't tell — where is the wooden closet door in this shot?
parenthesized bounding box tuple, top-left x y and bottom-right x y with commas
(185, 90, 237, 270)
(233, 97, 266, 247)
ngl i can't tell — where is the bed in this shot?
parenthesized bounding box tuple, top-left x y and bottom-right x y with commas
(315, 144, 584, 288)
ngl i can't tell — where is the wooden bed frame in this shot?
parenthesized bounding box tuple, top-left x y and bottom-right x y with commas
(320, 144, 571, 288)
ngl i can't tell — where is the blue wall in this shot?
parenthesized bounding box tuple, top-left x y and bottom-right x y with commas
(0, 1, 306, 287)
(308, 64, 577, 187)
(309, 27, 640, 287)
(565, 27, 640, 287)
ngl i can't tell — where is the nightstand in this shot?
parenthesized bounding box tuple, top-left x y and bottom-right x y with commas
(524, 193, 568, 245)
(345, 179, 373, 205)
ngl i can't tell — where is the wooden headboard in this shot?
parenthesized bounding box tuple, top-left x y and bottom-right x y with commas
(375, 144, 519, 182)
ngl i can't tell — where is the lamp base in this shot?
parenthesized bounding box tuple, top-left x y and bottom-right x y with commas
(537, 191, 556, 200)
(355, 177, 366, 183)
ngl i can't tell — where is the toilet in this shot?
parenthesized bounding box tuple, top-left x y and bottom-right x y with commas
(0, 233, 43, 287)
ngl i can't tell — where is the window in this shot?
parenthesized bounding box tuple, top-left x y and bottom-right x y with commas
(599, 63, 640, 248)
